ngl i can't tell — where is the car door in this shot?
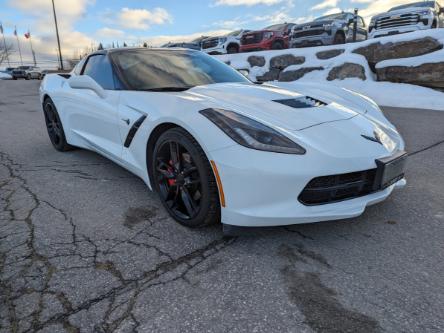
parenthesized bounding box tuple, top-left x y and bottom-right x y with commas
(66, 54, 123, 161)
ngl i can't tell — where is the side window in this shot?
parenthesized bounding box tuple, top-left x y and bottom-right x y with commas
(82, 55, 115, 90)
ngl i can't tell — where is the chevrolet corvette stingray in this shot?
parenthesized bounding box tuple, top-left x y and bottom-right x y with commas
(39, 48, 407, 229)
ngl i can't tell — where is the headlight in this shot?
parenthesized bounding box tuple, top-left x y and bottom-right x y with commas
(323, 23, 332, 29)
(200, 108, 306, 154)
(418, 10, 432, 16)
(374, 126, 397, 152)
(219, 37, 227, 44)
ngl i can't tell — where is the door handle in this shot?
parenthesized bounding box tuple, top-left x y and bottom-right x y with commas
(121, 118, 130, 125)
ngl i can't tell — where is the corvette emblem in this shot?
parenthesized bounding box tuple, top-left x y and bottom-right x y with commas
(361, 134, 382, 144)
(391, 15, 401, 19)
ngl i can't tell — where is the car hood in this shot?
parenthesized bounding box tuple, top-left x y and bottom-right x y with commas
(295, 19, 335, 28)
(184, 83, 360, 131)
(373, 7, 432, 19)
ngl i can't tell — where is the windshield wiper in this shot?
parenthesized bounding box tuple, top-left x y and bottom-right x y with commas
(140, 86, 194, 92)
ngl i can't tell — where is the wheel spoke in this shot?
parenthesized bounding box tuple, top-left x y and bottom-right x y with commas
(169, 142, 181, 170)
(182, 166, 197, 176)
(180, 187, 197, 217)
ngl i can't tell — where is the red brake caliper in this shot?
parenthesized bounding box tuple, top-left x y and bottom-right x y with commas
(167, 160, 176, 186)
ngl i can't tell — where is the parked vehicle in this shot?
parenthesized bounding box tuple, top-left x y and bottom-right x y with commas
(12, 66, 43, 80)
(40, 48, 406, 230)
(291, 12, 367, 48)
(201, 30, 249, 55)
(2, 67, 16, 76)
(162, 42, 201, 50)
(240, 23, 295, 52)
(369, 1, 444, 39)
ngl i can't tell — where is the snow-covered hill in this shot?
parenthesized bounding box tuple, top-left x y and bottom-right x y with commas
(217, 30, 444, 111)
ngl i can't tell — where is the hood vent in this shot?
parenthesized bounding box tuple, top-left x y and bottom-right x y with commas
(273, 96, 327, 109)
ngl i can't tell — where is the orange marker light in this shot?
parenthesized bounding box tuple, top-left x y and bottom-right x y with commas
(210, 160, 226, 207)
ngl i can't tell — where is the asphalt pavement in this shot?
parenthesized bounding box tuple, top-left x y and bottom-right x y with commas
(1, 80, 443, 333)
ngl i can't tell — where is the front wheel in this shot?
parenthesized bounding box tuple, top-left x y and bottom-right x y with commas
(333, 32, 346, 44)
(151, 128, 220, 227)
(43, 98, 75, 152)
(271, 41, 284, 50)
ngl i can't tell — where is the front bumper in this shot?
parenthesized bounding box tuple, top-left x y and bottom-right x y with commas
(209, 140, 405, 227)
(202, 44, 226, 55)
(369, 21, 432, 39)
(290, 34, 334, 48)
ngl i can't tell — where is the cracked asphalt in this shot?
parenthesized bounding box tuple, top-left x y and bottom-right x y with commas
(1, 80, 444, 333)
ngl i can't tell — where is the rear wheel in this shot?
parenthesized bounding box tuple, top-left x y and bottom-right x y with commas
(432, 20, 437, 28)
(333, 32, 346, 44)
(151, 128, 220, 227)
(43, 98, 75, 152)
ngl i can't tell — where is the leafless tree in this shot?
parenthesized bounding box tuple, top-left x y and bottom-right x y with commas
(0, 42, 13, 66)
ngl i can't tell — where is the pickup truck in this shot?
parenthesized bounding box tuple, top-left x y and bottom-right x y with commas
(290, 12, 367, 48)
(240, 23, 296, 52)
(369, 1, 444, 39)
(201, 30, 249, 55)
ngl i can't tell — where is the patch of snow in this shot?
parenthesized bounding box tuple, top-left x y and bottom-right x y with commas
(295, 78, 444, 111)
(376, 48, 444, 68)
(0, 72, 12, 80)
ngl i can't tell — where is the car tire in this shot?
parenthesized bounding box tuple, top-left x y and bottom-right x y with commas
(333, 32, 346, 44)
(432, 20, 437, 28)
(227, 44, 239, 54)
(43, 98, 75, 152)
(151, 128, 221, 228)
(271, 41, 284, 50)
(26, 74, 30, 80)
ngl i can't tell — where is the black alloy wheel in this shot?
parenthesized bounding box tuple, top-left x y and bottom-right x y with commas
(43, 98, 74, 152)
(152, 128, 220, 227)
(333, 32, 346, 44)
(227, 45, 239, 54)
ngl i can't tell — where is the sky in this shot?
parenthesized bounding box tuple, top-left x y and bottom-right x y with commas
(0, 0, 433, 67)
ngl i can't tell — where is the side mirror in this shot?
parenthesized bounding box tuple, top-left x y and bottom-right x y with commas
(348, 18, 354, 25)
(68, 75, 107, 99)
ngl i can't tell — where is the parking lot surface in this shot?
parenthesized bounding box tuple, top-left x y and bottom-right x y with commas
(1, 80, 444, 333)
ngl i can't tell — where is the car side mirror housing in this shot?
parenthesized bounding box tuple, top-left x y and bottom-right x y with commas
(348, 18, 354, 25)
(68, 75, 107, 99)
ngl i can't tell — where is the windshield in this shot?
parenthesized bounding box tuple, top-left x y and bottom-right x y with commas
(390, 1, 435, 11)
(315, 13, 348, 21)
(264, 23, 286, 31)
(225, 30, 242, 36)
(111, 49, 250, 91)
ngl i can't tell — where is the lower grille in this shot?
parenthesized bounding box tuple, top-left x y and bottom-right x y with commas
(293, 29, 326, 38)
(202, 39, 218, 49)
(241, 33, 263, 45)
(375, 13, 420, 30)
(299, 169, 377, 205)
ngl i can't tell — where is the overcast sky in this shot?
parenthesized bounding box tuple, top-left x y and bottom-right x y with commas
(0, 0, 435, 66)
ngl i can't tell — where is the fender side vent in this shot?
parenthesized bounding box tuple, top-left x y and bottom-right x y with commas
(273, 96, 327, 108)
(124, 115, 147, 148)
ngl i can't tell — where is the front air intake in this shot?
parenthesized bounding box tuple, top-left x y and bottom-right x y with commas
(273, 96, 327, 109)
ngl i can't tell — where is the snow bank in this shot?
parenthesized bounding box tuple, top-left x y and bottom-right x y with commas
(217, 29, 444, 111)
(0, 72, 12, 80)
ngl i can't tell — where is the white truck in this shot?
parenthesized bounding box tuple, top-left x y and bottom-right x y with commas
(369, 1, 444, 39)
(201, 30, 249, 55)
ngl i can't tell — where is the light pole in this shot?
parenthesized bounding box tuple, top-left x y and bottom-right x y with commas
(51, 0, 64, 70)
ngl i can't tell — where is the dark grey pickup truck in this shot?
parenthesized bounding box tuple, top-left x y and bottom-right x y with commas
(290, 12, 367, 48)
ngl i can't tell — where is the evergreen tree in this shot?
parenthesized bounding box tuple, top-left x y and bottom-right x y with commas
(97, 43, 104, 50)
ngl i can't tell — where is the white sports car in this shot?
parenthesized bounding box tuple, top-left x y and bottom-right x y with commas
(39, 48, 407, 230)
